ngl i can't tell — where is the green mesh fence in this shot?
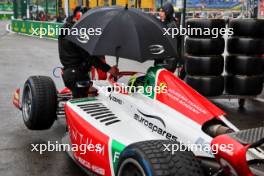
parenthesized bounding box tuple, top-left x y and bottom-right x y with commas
(13, 0, 59, 20)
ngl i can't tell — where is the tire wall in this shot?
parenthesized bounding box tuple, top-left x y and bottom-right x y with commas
(226, 19, 264, 95)
(185, 19, 225, 96)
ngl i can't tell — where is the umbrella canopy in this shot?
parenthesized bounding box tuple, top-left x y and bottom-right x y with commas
(66, 6, 178, 62)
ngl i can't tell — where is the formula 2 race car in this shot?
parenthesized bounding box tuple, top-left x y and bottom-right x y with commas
(13, 66, 264, 176)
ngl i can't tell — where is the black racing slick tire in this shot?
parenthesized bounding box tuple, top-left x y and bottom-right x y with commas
(225, 75, 264, 95)
(117, 140, 205, 176)
(185, 55, 224, 76)
(185, 37, 225, 55)
(185, 75, 224, 96)
(186, 19, 226, 38)
(226, 55, 264, 75)
(22, 76, 57, 130)
(227, 37, 264, 55)
(229, 19, 264, 38)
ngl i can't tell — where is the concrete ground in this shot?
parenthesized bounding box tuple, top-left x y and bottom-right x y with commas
(0, 21, 263, 176)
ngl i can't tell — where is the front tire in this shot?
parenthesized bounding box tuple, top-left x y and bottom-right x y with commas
(117, 140, 204, 176)
(22, 76, 57, 130)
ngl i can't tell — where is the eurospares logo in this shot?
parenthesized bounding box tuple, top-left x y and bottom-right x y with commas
(134, 109, 178, 141)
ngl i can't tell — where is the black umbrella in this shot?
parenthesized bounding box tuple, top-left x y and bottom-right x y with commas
(66, 6, 178, 63)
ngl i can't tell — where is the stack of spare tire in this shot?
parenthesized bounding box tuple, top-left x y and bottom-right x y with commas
(185, 19, 226, 96)
(226, 19, 264, 95)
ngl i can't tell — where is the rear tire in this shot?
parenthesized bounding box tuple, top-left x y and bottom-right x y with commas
(185, 55, 224, 75)
(185, 37, 225, 55)
(117, 140, 205, 176)
(22, 76, 57, 130)
(225, 75, 264, 95)
(226, 55, 264, 75)
(229, 19, 264, 38)
(227, 37, 264, 55)
(186, 19, 226, 38)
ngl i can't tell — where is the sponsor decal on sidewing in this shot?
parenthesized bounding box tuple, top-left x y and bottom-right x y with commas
(109, 94, 123, 105)
(134, 109, 178, 141)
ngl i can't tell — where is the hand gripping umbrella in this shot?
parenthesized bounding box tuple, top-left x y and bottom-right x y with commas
(66, 6, 178, 64)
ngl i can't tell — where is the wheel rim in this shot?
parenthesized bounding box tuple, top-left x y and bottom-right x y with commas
(118, 158, 146, 176)
(22, 85, 32, 122)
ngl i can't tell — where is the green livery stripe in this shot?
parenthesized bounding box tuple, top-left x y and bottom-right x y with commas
(69, 97, 97, 104)
(144, 66, 163, 99)
(111, 140, 125, 174)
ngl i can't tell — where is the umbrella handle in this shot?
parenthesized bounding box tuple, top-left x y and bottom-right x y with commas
(114, 46, 121, 81)
(114, 56, 119, 81)
(116, 56, 119, 67)
(115, 46, 121, 67)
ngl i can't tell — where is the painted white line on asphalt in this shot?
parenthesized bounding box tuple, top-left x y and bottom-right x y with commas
(255, 98, 264, 103)
(5, 23, 11, 32)
(11, 31, 58, 41)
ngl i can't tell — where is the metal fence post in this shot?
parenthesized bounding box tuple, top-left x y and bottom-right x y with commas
(46, 0, 48, 18)
(13, 0, 18, 19)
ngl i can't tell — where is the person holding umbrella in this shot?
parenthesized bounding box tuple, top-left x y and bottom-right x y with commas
(65, 6, 179, 89)
(156, 3, 181, 74)
(58, 6, 119, 98)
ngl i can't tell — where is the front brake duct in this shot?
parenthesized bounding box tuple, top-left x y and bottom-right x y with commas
(211, 127, 264, 176)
